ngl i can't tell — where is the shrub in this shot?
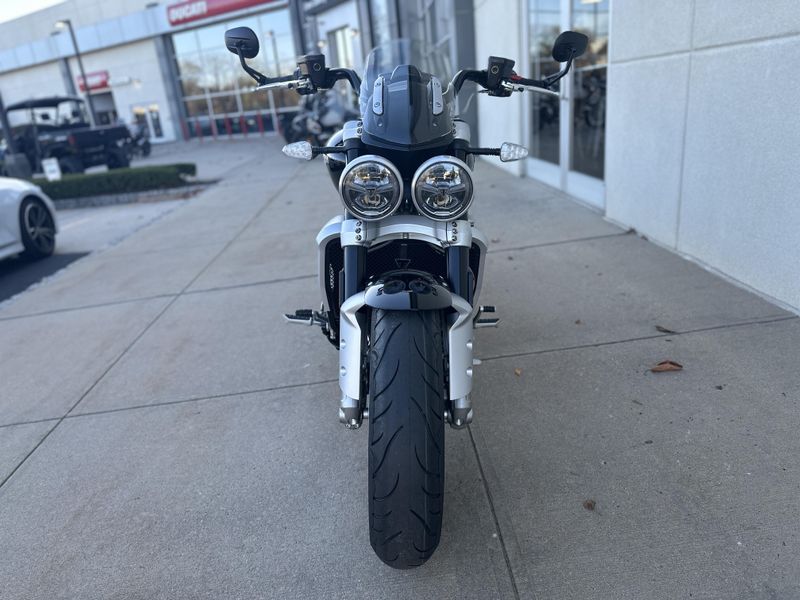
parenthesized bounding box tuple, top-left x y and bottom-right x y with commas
(38, 163, 198, 200)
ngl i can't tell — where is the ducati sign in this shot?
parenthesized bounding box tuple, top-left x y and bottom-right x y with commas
(167, 0, 274, 26)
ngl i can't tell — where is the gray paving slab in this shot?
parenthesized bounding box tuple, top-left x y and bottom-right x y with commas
(471, 161, 623, 251)
(76, 278, 335, 414)
(0, 383, 515, 600)
(188, 229, 316, 291)
(55, 200, 186, 255)
(238, 168, 343, 239)
(0, 298, 170, 424)
(469, 318, 800, 599)
(0, 421, 54, 483)
(475, 233, 790, 359)
(0, 242, 226, 317)
(104, 178, 299, 258)
(138, 138, 285, 181)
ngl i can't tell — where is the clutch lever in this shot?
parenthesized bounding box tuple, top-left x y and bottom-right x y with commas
(256, 79, 313, 92)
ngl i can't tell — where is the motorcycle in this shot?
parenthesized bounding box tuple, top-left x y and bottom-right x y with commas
(279, 89, 360, 145)
(125, 122, 151, 160)
(224, 26, 588, 569)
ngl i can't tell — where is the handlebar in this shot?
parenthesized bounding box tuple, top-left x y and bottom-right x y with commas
(451, 52, 576, 97)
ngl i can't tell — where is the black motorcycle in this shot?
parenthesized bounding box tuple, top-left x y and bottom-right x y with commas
(125, 122, 151, 160)
(225, 26, 588, 569)
(279, 89, 360, 145)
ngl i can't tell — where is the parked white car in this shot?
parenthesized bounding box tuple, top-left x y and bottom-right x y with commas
(0, 177, 58, 260)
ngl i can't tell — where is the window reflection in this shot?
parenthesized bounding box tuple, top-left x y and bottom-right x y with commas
(570, 0, 608, 179)
(171, 7, 296, 135)
(529, 0, 561, 165)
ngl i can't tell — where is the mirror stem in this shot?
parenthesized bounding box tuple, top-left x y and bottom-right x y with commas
(542, 52, 575, 88)
(237, 48, 268, 85)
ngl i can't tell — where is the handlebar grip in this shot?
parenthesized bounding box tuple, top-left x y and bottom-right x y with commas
(508, 74, 549, 89)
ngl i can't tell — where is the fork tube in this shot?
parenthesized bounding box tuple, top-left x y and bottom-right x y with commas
(344, 245, 366, 298)
(447, 246, 470, 301)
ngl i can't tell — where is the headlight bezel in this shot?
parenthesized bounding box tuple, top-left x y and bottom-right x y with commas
(338, 155, 403, 221)
(411, 156, 474, 222)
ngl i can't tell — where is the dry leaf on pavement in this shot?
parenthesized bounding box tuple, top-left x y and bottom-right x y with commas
(651, 360, 683, 372)
(514, 368, 522, 377)
(583, 499, 596, 511)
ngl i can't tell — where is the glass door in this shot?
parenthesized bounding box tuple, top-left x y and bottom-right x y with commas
(527, 0, 608, 208)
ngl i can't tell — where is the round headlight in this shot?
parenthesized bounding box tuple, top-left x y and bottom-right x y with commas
(412, 156, 474, 221)
(339, 155, 403, 221)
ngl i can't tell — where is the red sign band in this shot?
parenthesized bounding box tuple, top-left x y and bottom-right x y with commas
(167, 0, 275, 26)
(77, 70, 110, 92)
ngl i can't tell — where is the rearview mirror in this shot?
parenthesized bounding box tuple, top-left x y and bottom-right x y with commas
(225, 26, 260, 59)
(552, 31, 588, 62)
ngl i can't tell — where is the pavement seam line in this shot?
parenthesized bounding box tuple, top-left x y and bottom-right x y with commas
(0, 416, 62, 430)
(0, 273, 317, 323)
(0, 162, 304, 492)
(466, 424, 521, 600)
(0, 378, 339, 429)
(65, 378, 339, 421)
(479, 314, 798, 363)
(487, 231, 629, 254)
(0, 294, 177, 322)
(184, 273, 316, 295)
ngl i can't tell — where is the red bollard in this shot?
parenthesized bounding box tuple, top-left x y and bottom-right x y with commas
(256, 112, 264, 136)
(224, 116, 232, 138)
(240, 115, 247, 137)
(194, 119, 203, 142)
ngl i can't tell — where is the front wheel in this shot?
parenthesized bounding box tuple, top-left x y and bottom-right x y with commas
(19, 197, 56, 259)
(368, 309, 446, 569)
(107, 148, 130, 169)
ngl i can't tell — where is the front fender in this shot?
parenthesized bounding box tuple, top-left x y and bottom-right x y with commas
(364, 272, 452, 311)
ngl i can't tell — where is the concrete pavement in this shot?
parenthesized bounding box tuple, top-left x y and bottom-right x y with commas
(0, 138, 798, 599)
(0, 200, 184, 303)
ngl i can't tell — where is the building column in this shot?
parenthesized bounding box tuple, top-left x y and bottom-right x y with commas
(153, 34, 188, 141)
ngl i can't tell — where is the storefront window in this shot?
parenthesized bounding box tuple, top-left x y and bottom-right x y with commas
(184, 98, 209, 117)
(570, 0, 608, 179)
(529, 0, 561, 166)
(171, 6, 296, 138)
(369, 0, 394, 48)
(210, 95, 238, 115)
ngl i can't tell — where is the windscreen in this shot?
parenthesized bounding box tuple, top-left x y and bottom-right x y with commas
(359, 39, 452, 115)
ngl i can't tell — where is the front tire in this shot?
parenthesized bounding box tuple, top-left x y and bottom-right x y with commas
(107, 148, 130, 169)
(19, 197, 56, 259)
(368, 309, 446, 569)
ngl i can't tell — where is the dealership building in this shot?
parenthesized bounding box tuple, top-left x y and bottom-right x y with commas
(0, 0, 797, 311)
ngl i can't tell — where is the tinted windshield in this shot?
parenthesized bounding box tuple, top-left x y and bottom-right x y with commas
(359, 39, 451, 114)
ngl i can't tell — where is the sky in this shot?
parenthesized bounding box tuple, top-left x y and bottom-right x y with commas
(0, 0, 65, 24)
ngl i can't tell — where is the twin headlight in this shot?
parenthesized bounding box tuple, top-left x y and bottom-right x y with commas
(339, 155, 473, 222)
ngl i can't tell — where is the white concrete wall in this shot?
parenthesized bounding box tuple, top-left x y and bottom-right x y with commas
(68, 40, 179, 142)
(606, 0, 800, 311)
(0, 62, 67, 124)
(313, 0, 364, 73)
(473, 0, 526, 176)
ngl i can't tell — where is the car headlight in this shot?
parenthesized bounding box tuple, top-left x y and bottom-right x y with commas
(412, 156, 474, 221)
(339, 155, 403, 221)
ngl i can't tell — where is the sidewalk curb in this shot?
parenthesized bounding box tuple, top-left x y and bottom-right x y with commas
(52, 182, 216, 209)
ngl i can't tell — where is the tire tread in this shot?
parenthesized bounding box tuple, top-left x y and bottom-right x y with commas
(368, 309, 446, 569)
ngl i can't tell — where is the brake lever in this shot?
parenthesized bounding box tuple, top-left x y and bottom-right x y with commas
(501, 81, 559, 97)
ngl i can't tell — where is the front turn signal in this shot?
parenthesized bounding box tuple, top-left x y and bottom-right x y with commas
(282, 141, 314, 160)
(499, 142, 529, 162)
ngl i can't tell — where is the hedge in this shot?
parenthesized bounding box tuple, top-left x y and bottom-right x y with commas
(37, 163, 198, 200)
